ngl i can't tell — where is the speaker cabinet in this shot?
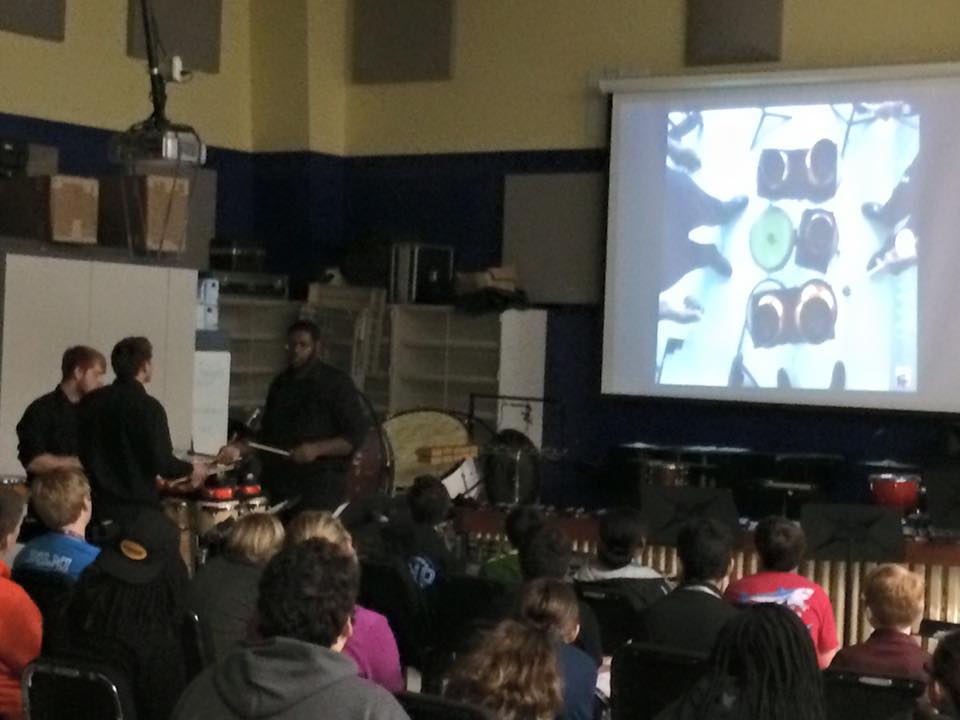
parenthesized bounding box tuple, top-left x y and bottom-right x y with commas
(686, 0, 782, 66)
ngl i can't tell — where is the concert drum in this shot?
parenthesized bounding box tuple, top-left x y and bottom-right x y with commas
(382, 409, 474, 494)
(192, 499, 240, 539)
(161, 498, 196, 572)
(870, 473, 921, 512)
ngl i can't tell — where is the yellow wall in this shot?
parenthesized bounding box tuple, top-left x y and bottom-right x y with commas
(342, 0, 960, 156)
(0, 0, 253, 151)
(5, 1, 960, 156)
(307, 0, 348, 155)
(250, 0, 310, 151)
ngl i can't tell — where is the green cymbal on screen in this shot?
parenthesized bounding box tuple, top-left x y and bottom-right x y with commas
(750, 205, 795, 272)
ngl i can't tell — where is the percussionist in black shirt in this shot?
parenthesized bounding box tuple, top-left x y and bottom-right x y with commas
(16, 345, 106, 477)
(219, 320, 372, 511)
(79, 336, 208, 529)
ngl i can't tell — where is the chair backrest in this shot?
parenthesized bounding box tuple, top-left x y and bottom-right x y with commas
(359, 559, 434, 668)
(575, 579, 669, 654)
(22, 656, 137, 720)
(611, 642, 709, 720)
(823, 670, 925, 720)
(397, 691, 496, 720)
(11, 568, 75, 640)
(181, 610, 215, 682)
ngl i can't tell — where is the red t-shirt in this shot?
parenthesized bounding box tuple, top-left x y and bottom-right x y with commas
(0, 559, 42, 720)
(724, 571, 838, 667)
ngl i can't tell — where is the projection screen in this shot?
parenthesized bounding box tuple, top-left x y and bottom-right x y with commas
(601, 63, 960, 413)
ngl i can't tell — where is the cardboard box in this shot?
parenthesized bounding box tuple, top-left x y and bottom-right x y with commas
(99, 174, 190, 253)
(0, 174, 98, 244)
(455, 266, 519, 295)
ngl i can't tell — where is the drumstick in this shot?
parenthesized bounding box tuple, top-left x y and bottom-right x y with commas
(248, 441, 291, 457)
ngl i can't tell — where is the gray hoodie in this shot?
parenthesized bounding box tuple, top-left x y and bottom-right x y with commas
(172, 637, 410, 720)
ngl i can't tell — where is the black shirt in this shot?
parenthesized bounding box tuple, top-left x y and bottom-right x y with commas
(636, 583, 740, 656)
(16, 385, 79, 471)
(258, 359, 372, 508)
(78, 378, 192, 518)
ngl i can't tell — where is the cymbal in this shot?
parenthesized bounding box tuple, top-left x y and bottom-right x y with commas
(860, 458, 915, 469)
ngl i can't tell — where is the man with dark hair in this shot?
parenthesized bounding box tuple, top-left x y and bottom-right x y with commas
(723, 515, 839, 669)
(79, 337, 207, 529)
(635, 519, 739, 654)
(16, 345, 106, 477)
(518, 525, 603, 665)
(480, 504, 544, 583)
(219, 320, 372, 511)
(172, 539, 409, 720)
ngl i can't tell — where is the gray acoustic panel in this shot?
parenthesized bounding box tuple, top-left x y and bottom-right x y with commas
(0, 0, 65, 41)
(686, 0, 782, 66)
(352, 0, 454, 84)
(503, 173, 605, 305)
(128, 0, 222, 74)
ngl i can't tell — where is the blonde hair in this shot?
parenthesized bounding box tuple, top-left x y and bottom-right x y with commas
(515, 578, 580, 642)
(445, 619, 563, 720)
(226, 513, 285, 566)
(286, 511, 352, 553)
(31, 469, 90, 529)
(864, 564, 925, 628)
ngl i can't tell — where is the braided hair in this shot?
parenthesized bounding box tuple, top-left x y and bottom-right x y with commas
(695, 603, 826, 720)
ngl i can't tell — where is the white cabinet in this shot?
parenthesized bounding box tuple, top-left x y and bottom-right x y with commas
(0, 254, 197, 474)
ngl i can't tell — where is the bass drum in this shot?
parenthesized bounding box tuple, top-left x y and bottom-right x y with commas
(383, 409, 487, 496)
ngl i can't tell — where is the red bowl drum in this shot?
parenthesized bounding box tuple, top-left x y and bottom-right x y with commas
(869, 473, 921, 512)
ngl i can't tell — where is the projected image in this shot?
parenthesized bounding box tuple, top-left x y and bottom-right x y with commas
(656, 102, 919, 392)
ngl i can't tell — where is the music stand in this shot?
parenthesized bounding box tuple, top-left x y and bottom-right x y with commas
(922, 464, 960, 534)
(640, 486, 739, 546)
(800, 503, 905, 563)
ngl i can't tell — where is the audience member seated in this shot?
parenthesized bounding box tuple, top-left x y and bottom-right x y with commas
(515, 578, 598, 720)
(187, 512, 285, 661)
(637, 519, 740, 655)
(53, 508, 189, 720)
(287, 510, 404, 693)
(14, 469, 99, 581)
(520, 525, 603, 665)
(831, 564, 930, 683)
(173, 539, 410, 720)
(574, 507, 662, 582)
(0, 485, 42, 720)
(445, 618, 563, 720)
(658, 603, 827, 720)
(920, 630, 960, 720)
(382, 475, 459, 590)
(0, 485, 28, 567)
(723, 515, 839, 669)
(480, 505, 544, 584)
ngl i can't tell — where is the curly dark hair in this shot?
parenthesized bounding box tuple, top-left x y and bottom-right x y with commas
(407, 475, 451, 525)
(696, 603, 826, 720)
(597, 506, 646, 569)
(755, 516, 806, 572)
(519, 526, 571, 581)
(111, 337, 152, 380)
(257, 538, 359, 648)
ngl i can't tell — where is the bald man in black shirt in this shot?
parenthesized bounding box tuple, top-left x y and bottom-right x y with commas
(220, 320, 372, 511)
